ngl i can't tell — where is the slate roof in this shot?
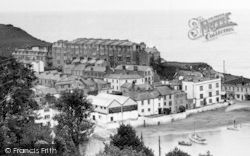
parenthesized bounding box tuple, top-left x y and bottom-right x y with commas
(104, 73, 143, 79)
(74, 64, 86, 71)
(145, 47, 159, 53)
(155, 86, 174, 95)
(224, 77, 250, 85)
(124, 90, 160, 101)
(115, 65, 152, 71)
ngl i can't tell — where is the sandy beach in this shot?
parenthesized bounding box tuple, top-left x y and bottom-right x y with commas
(136, 103, 250, 137)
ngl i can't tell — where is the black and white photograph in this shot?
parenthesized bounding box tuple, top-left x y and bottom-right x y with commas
(0, 0, 250, 156)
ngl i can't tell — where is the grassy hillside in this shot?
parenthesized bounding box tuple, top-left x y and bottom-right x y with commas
(0, 24, 51, 57)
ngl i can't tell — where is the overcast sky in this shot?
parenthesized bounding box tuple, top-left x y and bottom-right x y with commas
(0, 0, 249, 12)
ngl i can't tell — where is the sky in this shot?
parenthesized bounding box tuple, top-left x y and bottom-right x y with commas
(0, 0, 250, 12)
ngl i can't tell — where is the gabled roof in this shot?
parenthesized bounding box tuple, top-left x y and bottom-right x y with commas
(98, 93, 129, 104)
(115, 65, 152, 72)
(224, 77, 250, 85)
(145, 47, 159, 53)
(104, 73, 143, 79)
(155, 86, 174, 95)
(124, 90, 160, 101)
(87, 95, 115, 107)
(74, 64, 86, 71)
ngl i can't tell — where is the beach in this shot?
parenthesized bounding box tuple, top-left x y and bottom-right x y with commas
(135, 103, 250, 137)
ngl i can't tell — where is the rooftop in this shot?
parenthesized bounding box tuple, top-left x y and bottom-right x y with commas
(115, 65, 152, 71)
(224, 77, 250, 85)
(145, 47, 159, 53)
(155, 86, 174, 95)
(104, 73, 143, 79)
(124, 90, 160, 101)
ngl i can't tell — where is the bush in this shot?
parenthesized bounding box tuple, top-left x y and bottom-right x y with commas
(164, 108, 171, 114)
(166, 147, 190, 156)
(179, 105, 186, 113)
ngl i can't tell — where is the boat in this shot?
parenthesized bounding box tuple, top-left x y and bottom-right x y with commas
(178, 141, 192, 146)
(189, 122, 207, 144)
(189, 133, 207, 144)
(227, 126, 239, 131)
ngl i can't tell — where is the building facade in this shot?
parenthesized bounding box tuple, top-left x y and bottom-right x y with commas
(115, 65, 154, 84)
(13, 46, 52, 67)
(87, 93, 138, 123)
(104, 73, 144, 92)
(222, 77, 250, 101)
(182, 78, 221, 108)
(52, 38, 147, 67)
(139, 47, 161, 66)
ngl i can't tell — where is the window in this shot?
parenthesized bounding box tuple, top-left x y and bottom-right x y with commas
(216, 97, 219, 102)
(209, 84, 212, 89)
(148, 100, 150, 104)
(110, 117, 113, 121)
(44, 115, 50, 119)
(103, 107, 106, 109)
(93, 115, 95, 120)
(209, 92, 212, 97)
(241, 88, 243, 92)
(164, 96, 166, 100)
(158, 97, 161, 100)
(169, 95, 172, 99)
(158, 103, 161, 107)
(142, 109, 144, 113)
(116, 80, 118, 83)
(164, 102, 166, 106)
(142, 101, 144, 105)
(117, 86, 118, 90)
(216, 83, 219, 88)
(169, 101, 172, 106)
(148, 108, 150, 112)
(100, 106, 103, 109)
(185, 86, 187, 91)
(216, 91, 219, 95)
(200, 94, 203, 99)
(95, 105, 98, 108)
(200, 86, 203, 91)
(44, 109, 50, 112)
(209, 99, 212, 103)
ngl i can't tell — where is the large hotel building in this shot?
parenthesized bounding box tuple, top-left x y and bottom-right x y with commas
(52, 38, 147, 67)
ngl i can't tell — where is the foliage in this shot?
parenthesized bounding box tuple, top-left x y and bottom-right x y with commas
(165, 147, 190, 156)
(0, 57, 38, 122)
(110, 124, 154, 156)
(163, 108, 171, 115)
(54, 89, 94, 155)
(0, 57, 55, 155)
(96, 144, 147, 156)
(179, 105, 186, 113)
(199, 151, 213, 156)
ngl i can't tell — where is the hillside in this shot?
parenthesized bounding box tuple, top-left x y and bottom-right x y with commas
(0, 24, 51, 57)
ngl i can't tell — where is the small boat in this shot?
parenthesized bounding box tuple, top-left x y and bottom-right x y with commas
(189, 133, 207, 144)
(227, 126, 239, 131)
(189, 122, 207, 144)
(178, 141, 192, 146)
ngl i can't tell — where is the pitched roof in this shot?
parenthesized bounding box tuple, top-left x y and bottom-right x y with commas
(104, 73, 143, 79)
(145, 47, 159, 53)
(98, 93, 130, 104)
(74, 64, 86, 71)
(224, 77, 250, 85)
(115, 65, 152, 71)
(85, 66, 106, 72)
(63, 64, 75, 70)
(87, 95, 115, 107)
(124, 90, 160, 101)
(155, 86, 174, 95)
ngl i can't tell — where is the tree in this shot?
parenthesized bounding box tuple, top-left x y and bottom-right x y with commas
(54, 89, 94, 156)
(199, 151, 213, 156)
(0, 57, 56, 155)
(110, 124, 154, 156)
(96, 144, 147, 156)
(179, 105, 186, 113)
(165, 147, 190, 156)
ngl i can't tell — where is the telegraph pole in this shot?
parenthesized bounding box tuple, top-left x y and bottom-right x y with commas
(158, 136, 161, 156)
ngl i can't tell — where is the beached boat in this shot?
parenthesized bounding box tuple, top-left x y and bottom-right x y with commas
(227, 126, 239, 131)
(178, 141, 192, 146)
(189, 122, 207, 144)
(189, 133, 207, 144)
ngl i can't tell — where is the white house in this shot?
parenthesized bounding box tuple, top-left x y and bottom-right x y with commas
(31, 60, 45, 72)
(182, 77, 221, 108)
(87, 93, 138, 123)
(34, 105, 60, 128)
(104, 73, 144, 92)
